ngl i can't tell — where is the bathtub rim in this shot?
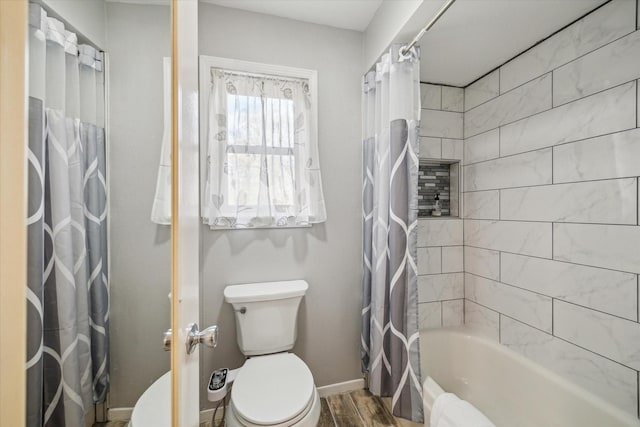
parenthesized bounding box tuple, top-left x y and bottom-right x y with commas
(420, 325, 640, 427)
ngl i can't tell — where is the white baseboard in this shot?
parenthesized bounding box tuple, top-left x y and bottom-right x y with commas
(200, 408, 214, 424)
(317, 378, 365, 398)
(199, 406, 227, 425)
(107, 407, 133, 421)
(108, 405, 222, 425)
(109, 378, 366, 423)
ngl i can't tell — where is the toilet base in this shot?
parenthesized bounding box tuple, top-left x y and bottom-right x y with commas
(225, 387, 321, 427)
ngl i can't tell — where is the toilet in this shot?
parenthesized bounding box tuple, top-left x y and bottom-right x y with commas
(223, 280, 320, 427)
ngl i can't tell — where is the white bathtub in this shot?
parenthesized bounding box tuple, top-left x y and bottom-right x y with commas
(420, 327, 640, 427)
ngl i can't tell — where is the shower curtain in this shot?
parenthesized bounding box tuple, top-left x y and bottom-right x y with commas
(361, 45, 422, 422)
(26, 5, 109, 427)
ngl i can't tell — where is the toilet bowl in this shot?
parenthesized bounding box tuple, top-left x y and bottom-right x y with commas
(224, 280, 320, 427)
(130, 371, 171, 427)
(225, 353, 321, 427)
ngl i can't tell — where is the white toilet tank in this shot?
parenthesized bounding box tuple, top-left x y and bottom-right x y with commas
(224, 280, 308, 356)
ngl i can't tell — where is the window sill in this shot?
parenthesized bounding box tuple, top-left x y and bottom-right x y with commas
(206, 224, 313, 231)
(417, 216, 461, 220)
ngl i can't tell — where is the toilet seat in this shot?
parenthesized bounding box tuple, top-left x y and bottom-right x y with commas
(232, 391, 317, 427)
(231, 353, 315, 426)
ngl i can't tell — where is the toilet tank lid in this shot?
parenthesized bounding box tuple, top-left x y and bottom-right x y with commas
(224, 280, 309, 303)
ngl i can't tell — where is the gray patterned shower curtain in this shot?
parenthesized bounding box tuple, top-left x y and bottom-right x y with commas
(26, 5, 109, 427)
(361, 45, 423, 423)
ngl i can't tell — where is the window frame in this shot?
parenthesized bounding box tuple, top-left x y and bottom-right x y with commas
(198, 55, 319, 229)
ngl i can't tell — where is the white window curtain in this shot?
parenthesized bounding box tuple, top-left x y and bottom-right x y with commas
(150, 57, 172, 225)
(202, 68, 326, 229)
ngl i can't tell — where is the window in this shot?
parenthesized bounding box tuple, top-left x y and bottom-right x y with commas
(200, 57, 326, 229)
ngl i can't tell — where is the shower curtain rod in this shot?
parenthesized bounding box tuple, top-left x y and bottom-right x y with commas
(399, 0, 456, 57)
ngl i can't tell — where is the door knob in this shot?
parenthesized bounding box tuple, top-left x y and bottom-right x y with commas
(162, 324, 218, 354)
(186, 323, 219, 354)
(162, 329, 172, 351)
(163, 329, 172, 351)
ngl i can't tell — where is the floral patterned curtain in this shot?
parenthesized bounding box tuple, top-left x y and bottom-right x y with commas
(202, 68, 326, 228)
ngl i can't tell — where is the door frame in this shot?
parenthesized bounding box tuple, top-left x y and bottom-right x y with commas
(0, 1, 28, 427)
(170, 1, 201, 426)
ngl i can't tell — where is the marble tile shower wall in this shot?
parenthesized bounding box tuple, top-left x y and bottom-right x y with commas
(462, 0, 640, 417)
(417, 83, 464, 330)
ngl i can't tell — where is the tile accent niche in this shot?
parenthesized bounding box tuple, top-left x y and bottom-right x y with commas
(418, 161, 460, 218)
(417, 83, 464, 330)
(462, 0, 640, 418)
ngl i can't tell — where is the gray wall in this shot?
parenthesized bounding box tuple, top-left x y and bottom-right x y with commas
(106, 2, 172, 409)
(198, 4, 364, 408)
(105, 2, 364, 410)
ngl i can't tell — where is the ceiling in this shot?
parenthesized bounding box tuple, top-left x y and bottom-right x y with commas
(203, 0, 384, 32)
(106, 0, 384, 31)
(199, 0, 608, 86)
(107, 0, 609, 87)
(411, 0, 608, 86)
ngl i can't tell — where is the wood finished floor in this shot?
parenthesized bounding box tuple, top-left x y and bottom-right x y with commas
(93, 389, 422, 427)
